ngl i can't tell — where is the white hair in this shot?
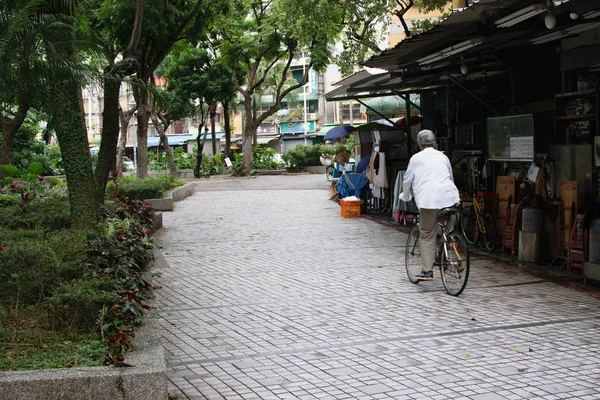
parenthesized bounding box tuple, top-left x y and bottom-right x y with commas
(417, 130, 435, 147)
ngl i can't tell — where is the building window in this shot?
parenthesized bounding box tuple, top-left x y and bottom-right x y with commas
(292, 69, 304, 84)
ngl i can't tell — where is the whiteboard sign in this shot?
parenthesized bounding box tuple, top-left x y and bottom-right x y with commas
(509, 136, 534, 159)
(224, 157, 232, 167)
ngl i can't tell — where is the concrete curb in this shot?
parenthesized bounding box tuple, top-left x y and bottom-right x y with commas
(146, 182, 197, 211)
(0, 300, 167, 400)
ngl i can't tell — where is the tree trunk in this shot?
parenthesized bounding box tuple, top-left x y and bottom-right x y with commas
(210, 106, 217, 156)
(150, 112, 177, 176)
(0, 102, 30, 166)
(241, 98, 254, 175)
(251, 97, 258, 146)
(52, 82, 98, 228)
(194, 124, 207, 178)
(134, 86, 150, 179)
(95, 74, 120, 204)
(116, 104, 137, 171)
(223, 100, 231, 159)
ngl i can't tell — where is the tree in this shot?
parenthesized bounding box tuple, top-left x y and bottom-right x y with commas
(92, 0, 145, 204)
(43, 3, 100, 228)
(149, 86, 196, 176)
(128, 0, 209, 179)
(0, 0, 55, 167)
(336, 0, 450, 75)
(218, 0, 346, 175)
(160, 45, 236, 177)
(116, 100, 138, 172)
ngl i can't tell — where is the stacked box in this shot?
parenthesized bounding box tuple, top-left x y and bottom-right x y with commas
(341, 199, 361, 218)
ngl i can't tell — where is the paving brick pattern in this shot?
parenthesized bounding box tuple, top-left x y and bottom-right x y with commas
(154, 175, 600, 400)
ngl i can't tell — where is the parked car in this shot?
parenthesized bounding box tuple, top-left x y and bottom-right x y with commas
(122, 156, 135, 172)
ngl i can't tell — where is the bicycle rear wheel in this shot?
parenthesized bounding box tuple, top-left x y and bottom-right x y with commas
(460, 206, 479, 246)
(405, 226, 421, 284)
(482, 213, 497, 252)
(441, 232, 470, 296)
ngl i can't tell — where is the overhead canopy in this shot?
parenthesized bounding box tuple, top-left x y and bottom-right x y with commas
(256, 135, 281, 144)
(356, 122, 399, 132)
(316, 124, 339, 136)
(147, 133, 197, 147)
(326, 0, 600, 101)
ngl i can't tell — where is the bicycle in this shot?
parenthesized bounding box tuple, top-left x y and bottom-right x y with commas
(460, 195, 497, 252)
(405, 206, 470, 296)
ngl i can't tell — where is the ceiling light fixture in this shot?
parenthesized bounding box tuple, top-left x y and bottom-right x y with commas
(460, 56, 468, 75)
(544, 1, 556, 29)
(495, 4, 546, 28)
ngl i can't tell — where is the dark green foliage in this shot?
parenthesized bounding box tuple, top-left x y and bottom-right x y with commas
(0, 229, 88, 308)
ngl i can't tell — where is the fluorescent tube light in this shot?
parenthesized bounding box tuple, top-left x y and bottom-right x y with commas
(416, 39, 483, 65)
(531, 31, 567, 44)
(495, 4, 546, 28)
(567, 22, 600, 34)
(531, 22, 600, 44)
(583, 10, 600, 19)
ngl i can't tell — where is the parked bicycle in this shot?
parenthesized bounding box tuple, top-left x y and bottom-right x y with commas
(405, 206, 470, 296)
(460, 195, 497, 251)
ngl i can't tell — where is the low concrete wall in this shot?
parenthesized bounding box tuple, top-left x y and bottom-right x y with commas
(122, 169, 195, 179)
(303, 165, 327, 174)
(0, 312, 166, 400)
(146, 182, 196, 212)
(254, 169, 287, 176)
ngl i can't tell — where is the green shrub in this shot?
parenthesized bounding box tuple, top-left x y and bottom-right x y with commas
(148, 147, 196, 170)
(0, 194, 71, 231)
(48, 277, 120, 331)
(252, 146, 282, 170)
(282, 142, 353, 170)
(106, 175, 183, 200)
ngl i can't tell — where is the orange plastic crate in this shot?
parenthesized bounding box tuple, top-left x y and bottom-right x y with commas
(341, 199, 361, 218)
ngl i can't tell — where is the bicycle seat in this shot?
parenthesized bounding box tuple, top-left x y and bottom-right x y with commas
(438, 204, 460, 217)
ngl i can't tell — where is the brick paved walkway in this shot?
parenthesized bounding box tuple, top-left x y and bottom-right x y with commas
(154, 175, 600, 400)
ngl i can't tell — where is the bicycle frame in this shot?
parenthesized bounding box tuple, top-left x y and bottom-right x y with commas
(471, 197, 486, 234)
(434, 220, 463, 267)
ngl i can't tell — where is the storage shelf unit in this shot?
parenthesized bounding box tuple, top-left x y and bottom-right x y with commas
(554, 90, 599, 144)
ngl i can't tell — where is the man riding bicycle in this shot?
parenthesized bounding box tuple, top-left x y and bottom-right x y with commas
(399, 130, 460, 281)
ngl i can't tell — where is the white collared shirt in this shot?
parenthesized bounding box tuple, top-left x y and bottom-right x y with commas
(400, 147, 460, 209)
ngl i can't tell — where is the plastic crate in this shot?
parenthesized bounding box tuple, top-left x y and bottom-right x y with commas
(341, 199, 361, 218)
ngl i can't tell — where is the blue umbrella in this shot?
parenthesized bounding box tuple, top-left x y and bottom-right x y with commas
(324, 125, 356, 142)
(355, 153, 372, 173)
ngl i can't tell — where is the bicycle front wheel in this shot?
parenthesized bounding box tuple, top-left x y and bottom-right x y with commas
(441, 232, 470, 296)
(405, 226, 422, 284)
(460, 206, 479, 246)
(482, 213, 497, 252)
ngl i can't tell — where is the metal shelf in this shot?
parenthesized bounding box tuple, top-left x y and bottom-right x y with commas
(554, 89, 598, 99)
(555, 115, 597, 121)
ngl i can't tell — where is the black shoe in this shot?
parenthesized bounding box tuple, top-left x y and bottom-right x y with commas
(416, 271, 433, 281)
